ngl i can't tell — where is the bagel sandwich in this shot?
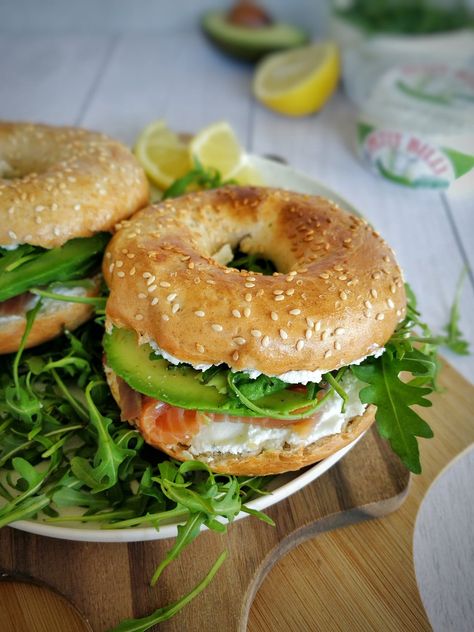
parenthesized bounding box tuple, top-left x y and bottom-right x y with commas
(102, 186, 406, 476)
(0, 121, 149, 353)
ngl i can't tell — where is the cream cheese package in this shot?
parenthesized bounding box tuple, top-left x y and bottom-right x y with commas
(357, 63, 474, 189)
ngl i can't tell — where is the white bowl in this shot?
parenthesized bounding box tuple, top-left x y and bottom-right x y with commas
(11, 156, 364, 542)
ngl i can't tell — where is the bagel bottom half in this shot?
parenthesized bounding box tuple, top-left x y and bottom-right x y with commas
(104, 366, 376, 476)
(0, 277, 100, 354)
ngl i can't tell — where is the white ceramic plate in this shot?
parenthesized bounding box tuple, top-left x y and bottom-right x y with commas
(11, 156, 364, 542)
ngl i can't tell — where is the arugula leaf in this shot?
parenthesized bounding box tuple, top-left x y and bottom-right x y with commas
(352, 352, 434, 474)
(162, 158, 233, 200)
(108, 550, 228, 632)
(443, 267, 470, 355)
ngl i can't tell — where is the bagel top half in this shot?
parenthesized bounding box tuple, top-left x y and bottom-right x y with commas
(104, 186, 406, 377)
(0, 121, 149, 249)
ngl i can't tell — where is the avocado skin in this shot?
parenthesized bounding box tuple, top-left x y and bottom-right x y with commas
(201, 10, 309, 62)
(104, 327, 313, 418)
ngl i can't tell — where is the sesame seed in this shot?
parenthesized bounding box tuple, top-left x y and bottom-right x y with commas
(130, 267, 136, 276)
(160, 281, 171, 288)
(376, 313, 385, 321)
(167, 293, 177, 302)
(135, 314, 144, 321)
(212, 324, 223, 332)
(305, 329, 313, 340)
(319, 273, 329, 279)
(296, 339, 305, 351)
(148, 284, 157, 292)
(146, 276, 156, 286)
(273, 290, 284, 295)
(334, 341, 341, 351)
(8, 230, 17, 239)
(196, 344, 205, 353)
(384, 255, 391, 262)
(172, 303, 180, 313)
(143, 272, 152, 279)
(245, 282, 255, 288)
(334, 327, 345, 335)
(289, 271, 297, 276)
(109, 263, 115, 273)
(245, 293, 252, 302)
(286, 288, 295, 296)
(363, 310, 371, 318)
(372, 271, 381, 280)
(387, 298, 395, 309)
(251, 330, 262, 338)
(274, 295, 284, 302)
(194, 311, 205, 317)
(234, 337, 246, 346)
(306, 317, 314, 328)
(117, 271, 125, 278)
(151, 297, 159, 305)
(232, 351, 239, 361)
(244, 307, 251, 318)
(262, 336, 270, 347)
(390, 284, 397, 294)
(279, 329, 288, 340)
(371, 289, 378, 298)
(324, 350, 332, 359)
(138, 292, 147, 299)
(340, 291, 348, 301)
(322, 330, 330, 340)
(162, 314, 170, 321)
(364, 300, 372, 309)
(271, 311, 279, 321)
(289, 309, 301, 315)
(232, 309, 241, 318)
(315, 320, 322, 332)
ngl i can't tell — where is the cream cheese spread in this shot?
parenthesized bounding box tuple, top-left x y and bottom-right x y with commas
(186, 373, 367, 456)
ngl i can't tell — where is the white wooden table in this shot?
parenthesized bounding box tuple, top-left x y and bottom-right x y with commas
(0, 28, 473, 382)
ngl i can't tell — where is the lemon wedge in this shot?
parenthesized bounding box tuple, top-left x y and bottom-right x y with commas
(232, 162, 265, 185)
(189, 121, 244, 180)
(253, 42, 340, 116)
(134, 120, 191, 189)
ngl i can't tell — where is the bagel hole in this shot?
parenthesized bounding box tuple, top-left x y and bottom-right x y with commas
(0, 159, 18, 179)
(228, 245, 277, 276)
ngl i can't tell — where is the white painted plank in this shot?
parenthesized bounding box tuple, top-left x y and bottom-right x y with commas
(80, 30, 254, 147)
(442, 192, 474, 276)
(252, 93, 474, 382)
(0, 34, 112, 124)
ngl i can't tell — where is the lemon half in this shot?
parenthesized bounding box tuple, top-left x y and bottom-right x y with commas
(189, 121, 244, 180)
(134, 120, 191, 189)
(253, 42, 340, 116)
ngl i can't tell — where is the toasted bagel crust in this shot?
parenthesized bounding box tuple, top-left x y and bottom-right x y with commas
(0, 121, 149, 248)
(0, 278, 100, 354)
(104, 365, 376, 476)
(104, 186, 406, 375)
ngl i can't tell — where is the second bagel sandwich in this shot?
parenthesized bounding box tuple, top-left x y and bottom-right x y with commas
(102, 186, 407, 476)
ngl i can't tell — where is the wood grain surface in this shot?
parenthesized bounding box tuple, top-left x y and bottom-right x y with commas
(1, 360, 472, 632)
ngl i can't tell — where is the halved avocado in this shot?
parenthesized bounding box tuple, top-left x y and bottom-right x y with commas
(104, 327, 315, 417)
(201, 10, 309, 62)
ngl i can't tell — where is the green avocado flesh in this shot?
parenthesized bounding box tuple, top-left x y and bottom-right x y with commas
(104, 327, 313, 418)
(201, 11, 309, 62)
(0, 233, 109, 302)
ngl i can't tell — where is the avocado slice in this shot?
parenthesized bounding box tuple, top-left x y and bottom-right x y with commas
(201, 10, 309, 62)
(104, 327, 316, 418)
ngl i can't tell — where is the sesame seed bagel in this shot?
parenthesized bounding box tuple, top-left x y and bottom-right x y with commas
(0, 277, 100, 354)
(104, 186, 406, 376)
(0, 121, 149, 249)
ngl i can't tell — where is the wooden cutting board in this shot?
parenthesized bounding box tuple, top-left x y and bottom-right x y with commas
(0, 360, 472, 632)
